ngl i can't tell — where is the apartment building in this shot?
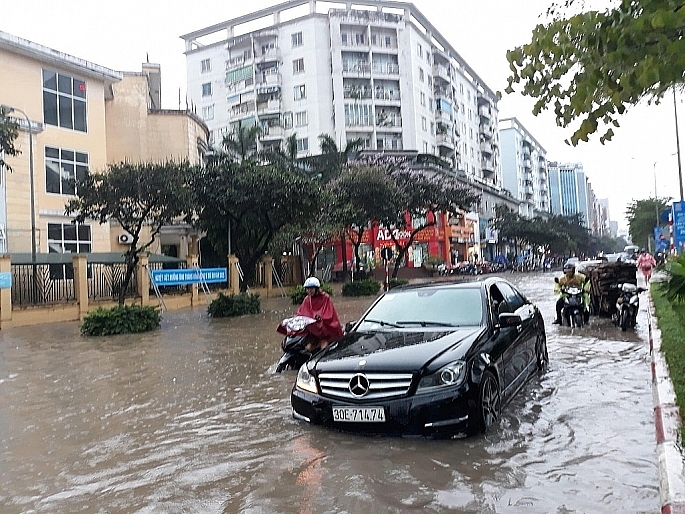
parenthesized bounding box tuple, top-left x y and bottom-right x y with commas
(499, 117, 550, 218)
(548, 161, 597, 230)
(0, 31, 208, 259)
(182, 0, 502, 186)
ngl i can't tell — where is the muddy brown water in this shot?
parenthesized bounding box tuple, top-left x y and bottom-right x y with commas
(0, 274, 658, 513)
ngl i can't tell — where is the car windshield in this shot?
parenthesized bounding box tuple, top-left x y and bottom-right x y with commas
(359, 287, 483, 329)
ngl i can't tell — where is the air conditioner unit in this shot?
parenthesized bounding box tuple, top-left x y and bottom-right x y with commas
(118, 233, 134, 245)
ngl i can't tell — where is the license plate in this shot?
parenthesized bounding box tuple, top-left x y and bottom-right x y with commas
(332, 406, 386, 423)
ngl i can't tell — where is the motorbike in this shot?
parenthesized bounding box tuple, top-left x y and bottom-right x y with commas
(560, 283, 586, 328)
(613, 283, 646, 331)
(275, 315, 319, 373)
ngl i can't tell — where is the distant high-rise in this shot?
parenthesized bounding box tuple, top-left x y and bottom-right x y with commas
(548, 162, 595, 229)
(181, 0, 502, 185)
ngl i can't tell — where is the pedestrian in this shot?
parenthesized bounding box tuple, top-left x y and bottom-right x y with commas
(636, 249, 657, 283)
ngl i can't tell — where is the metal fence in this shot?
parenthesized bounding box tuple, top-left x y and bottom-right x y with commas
(87, 262, 139, 302)
(11, 263, 76, 307)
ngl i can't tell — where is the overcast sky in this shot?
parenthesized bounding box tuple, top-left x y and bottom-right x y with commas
(2, 0, 682, 230)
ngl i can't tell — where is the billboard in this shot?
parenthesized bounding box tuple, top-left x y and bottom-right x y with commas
(673, 201, 685, 253)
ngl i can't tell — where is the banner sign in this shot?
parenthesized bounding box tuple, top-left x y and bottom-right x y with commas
(0, 272, 11, 289)
(673, 201, 685, 252)
(150, 268, 227, 286)
(654, 227, 669, 252)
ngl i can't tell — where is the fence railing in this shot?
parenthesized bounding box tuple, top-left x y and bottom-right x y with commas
(11, 263, 76, 307)
(87, 262, 139, 302)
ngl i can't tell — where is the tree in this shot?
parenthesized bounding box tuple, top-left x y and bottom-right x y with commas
(221, 121, 260, 162)
(626, 196, 670, 247)
(66, 161, 194, 305)
(0, 106, 20, 171)
(505, 0, 685, 145)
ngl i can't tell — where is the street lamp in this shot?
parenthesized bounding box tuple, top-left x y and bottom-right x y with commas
(1, 104, 37, 301)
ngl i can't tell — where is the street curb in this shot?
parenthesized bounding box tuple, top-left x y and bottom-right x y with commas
(648, 293, 685, 513)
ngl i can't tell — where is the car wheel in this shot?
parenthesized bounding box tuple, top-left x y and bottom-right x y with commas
(536, 334, 549, 371)
(476, 370, 501, 434)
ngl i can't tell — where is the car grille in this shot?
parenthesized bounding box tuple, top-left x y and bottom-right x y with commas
(318, 372, 414, 401)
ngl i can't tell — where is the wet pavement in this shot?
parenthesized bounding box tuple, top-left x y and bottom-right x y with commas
(0, 273, 658, 513)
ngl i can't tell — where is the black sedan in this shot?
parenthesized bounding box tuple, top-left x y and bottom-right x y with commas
(290, 278, 547, 438)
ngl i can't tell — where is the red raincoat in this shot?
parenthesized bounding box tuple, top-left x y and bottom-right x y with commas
(296, 291, 344, 341)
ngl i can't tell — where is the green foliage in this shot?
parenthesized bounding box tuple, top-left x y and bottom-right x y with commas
(208, 292, 261, 317)
(80, 305, 161, 336)
(659, 254, 685, 303)
(289, 283, 334, 305)
(388, 278, 409, 289)
(626, 197, 670, 248)
(422, 256, 445, 266)
(0, 106, 19, 172)
(651, 286, 685, 438)
(342, 279, 382, 297)
(66, 161, 194, 305)
(506, 0, 685, 145)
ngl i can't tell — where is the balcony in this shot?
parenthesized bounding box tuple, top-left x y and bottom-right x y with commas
(256, 47, 280, 63)
(257, 98, 281, 115)
(480, 141, 494, 155)
(226, 77, 255, 95)
(341, 38, 371, 50)
(523, 158, 532, 169)
(523, 186, 534, 197)
(432, 64, 450, 83)
(434, 86, 451, 101)
(482, 159, 495, 176)
(478, 105, 491, 120)
(226, 54, 252, 71)
(372, 62, 400, 75)
(374, 89, 401, 103)
(342, 61, 371, 76)
(259, 124, 284, 141)
(437, 133, 454, 149)
(435, 109, 452, 125)
(370, 36, 398, 51)
(344, 86, 373, 99)
(480, 124, 494, 139)
(256, 69, 281, 88)
(376, 137, 403, 151)
(376, 113, 402, 131)
(229, 103, 256, 121)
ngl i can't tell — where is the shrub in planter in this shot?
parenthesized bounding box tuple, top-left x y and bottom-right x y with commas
(342, 279, 381, 297)
(80, 305, 161, 336)
(389, 278, 409, 289)
(660, 255, 685, 303)
(208, 292, 261, 317)
(290, 283, 334, 305)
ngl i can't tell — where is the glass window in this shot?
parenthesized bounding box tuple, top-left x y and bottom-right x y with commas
(47, 221, 92, 280)
(419, 68, 424, 82)
(420, 91, 426, 106)
(202, 82, 212, 97)
(291, 32, 303, 47)
(294, 85, 306, 100)
(45, 145, 88, 196)
(295, 111, 308, 126)
(202, 105, 214, 120)
(42, 69, 86, 132)
(296, 137, 309, 152)
(201, 59, 211, 73)
(293, 58, 305, 74)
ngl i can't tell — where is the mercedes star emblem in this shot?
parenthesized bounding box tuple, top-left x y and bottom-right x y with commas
(349, 373, 370, 397)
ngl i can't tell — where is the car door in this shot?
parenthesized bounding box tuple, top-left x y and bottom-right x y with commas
(499, 283, 537, 386)
(486, 284, 520, 398)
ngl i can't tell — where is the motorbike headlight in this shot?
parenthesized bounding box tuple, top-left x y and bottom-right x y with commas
(295, 363, 319, 394)
(417, 360, 467, 392)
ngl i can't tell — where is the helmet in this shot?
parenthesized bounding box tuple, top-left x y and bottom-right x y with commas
(563, 263, 575, 272)
(303, 277, 321, 289)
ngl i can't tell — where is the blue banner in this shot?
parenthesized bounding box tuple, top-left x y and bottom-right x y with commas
(673, 201, 685, 253)
(655, 227, 669, 252)
(150, 268, 227, 286)
(0, 271, 11, 289)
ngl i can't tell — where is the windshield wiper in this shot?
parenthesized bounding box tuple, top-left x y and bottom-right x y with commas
(362, 318, 402, 328)
(395, 321, 457, 327)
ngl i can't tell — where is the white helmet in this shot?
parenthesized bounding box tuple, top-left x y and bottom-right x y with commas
(303, 277, 321, 288)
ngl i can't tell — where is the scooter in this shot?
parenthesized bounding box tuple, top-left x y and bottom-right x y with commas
(613, 283, 646, 331)
(561, 284, 586, 328)
(275, 316, 318, 373)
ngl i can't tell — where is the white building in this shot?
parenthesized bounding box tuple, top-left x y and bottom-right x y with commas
(548, 161, 594, 229)
(181, 0, 502, 186)
(499, 117, 549, 218)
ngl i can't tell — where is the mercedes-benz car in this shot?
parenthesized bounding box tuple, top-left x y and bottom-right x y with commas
(290, 278, 547, 438)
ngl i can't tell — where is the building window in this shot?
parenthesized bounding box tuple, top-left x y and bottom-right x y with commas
(420, 91, 426, 106)
(292, 32, 303, 47)
(423, 141, 429, 153)
(202, 82, 212, 97)
(422, 116, 427, 131)
(201, 59, 211, 73)
(417, 44, 423, 57)
(427, 76, 432, 88)
(283, 111, 293, 128)
(47, 222, 91, 279)
(344, 104, 373, 126)
(293, 58, 305, 74)
(295, 111, 308, 127)
(419, 68, 424, 82)
(202, 105, 214, 121)
(341, 33, 348, 45)
(430, 121, 435, 135)
(296, 137, 309, 153)
(42, 69, 87, 132)
(45, 146, 88, 196)
(294, 85, 306, 100)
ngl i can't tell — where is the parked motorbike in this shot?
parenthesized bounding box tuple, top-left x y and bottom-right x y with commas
(561, 284, 586, 328)
(613, 283, 646, 331)
(275, 316, 319, 373)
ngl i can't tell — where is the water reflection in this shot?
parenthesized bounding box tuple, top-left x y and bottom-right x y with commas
(0, 274, 658, 513)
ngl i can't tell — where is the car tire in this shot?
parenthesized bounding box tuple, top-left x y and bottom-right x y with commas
(474, 370, 501, 434)
(536, 334, 549, 371)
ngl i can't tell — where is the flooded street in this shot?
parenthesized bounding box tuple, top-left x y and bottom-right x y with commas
(0, 273, 658, 513)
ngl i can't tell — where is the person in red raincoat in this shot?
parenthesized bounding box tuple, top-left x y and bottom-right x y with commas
(296, 277, 343, 350)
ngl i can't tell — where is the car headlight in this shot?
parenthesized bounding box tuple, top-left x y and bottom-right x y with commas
(417, 360, 467, 392)
(295, 363, 319, 394)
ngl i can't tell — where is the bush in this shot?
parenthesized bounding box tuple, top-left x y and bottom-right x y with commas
(422, 256, 445, 266)
(389, 278, 409, 289)
(208, 292, 261, 317)
(660, 254, 685, 303)
(290, 283, 334, 305)
(342, 278, 382, 297)
(80, 305, 161, 336)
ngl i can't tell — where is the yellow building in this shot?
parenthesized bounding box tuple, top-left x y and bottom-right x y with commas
(0, 31, 208, 259)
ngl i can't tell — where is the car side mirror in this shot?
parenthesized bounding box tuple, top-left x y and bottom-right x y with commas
(344, 321, 356, 333)
(554, 277, 559, 283)
(498, 313, 522, 328)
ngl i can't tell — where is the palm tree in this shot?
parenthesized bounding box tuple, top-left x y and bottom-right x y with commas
(221, 121, 261, 162)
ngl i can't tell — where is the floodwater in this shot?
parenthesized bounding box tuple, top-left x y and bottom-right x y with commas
(0, 273, 658, 513)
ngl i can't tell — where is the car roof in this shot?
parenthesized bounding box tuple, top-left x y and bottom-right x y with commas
(390, 277, 511, 292)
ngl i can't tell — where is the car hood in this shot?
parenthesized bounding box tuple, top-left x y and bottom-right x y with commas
(313, 327, 482, 373)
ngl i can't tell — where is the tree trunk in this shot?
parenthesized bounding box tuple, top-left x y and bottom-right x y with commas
(340, 231, 348, 282)
(119, 251, 139, 306)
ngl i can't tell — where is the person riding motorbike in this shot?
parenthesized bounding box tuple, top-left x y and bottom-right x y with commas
(295, 277, 343, 351)
(553, 263, 591, 325)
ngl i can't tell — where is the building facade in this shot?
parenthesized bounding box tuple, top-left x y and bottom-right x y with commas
(548, 161, 596, 229)
(498, 117, 549, 218)
(182, 0, 502, 187)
